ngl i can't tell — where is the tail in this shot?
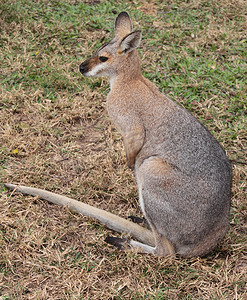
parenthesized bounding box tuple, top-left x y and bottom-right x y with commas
(4, 183, 155, 247)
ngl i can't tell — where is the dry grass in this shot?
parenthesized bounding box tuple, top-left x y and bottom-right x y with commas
(0, 0, 246, 299)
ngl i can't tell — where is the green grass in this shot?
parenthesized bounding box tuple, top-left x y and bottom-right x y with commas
(0, 0, 246, 299)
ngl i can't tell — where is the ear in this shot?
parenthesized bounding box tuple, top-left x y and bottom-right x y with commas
(115, 11, 132, 40)
(119, 30, 142, 54)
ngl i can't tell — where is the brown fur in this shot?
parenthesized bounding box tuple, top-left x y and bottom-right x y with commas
(79, 12, 232, 257)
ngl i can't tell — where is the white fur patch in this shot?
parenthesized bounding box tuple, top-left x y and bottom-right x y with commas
(86, 63, 105, 77)
(109, 76, 116, 90)
(136, 177, 146, 217)
(138, 187, 145, 216)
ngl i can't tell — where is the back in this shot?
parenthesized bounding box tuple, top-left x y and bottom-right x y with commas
(138, 81, 230, 177)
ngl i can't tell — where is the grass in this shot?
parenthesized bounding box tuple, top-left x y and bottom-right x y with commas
(0, 0, 246, 298)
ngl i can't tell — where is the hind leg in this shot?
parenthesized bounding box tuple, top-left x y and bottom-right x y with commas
(135, 155, 230, 257)
(136, 156, 176, 256)
(107, 156, 177, 256)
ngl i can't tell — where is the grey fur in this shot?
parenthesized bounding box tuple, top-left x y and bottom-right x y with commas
(80, 11, 232, 256)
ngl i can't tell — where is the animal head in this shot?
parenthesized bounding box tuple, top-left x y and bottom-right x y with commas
(79, 12, 142, 79)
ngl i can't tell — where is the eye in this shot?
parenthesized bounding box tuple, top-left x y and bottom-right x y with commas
(99, 56, 108, 62)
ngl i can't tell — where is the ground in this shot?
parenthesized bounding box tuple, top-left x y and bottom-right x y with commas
(0, 0, 246, 299)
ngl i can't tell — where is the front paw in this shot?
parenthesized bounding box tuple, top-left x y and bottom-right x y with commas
(105, 236, 131, 250)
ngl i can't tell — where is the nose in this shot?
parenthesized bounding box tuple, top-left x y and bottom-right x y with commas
(79, 63, 86, 74)
(79, 60, 89, 75)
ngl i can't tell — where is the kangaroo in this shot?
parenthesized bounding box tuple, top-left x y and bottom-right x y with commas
(5, 12, 232, 257)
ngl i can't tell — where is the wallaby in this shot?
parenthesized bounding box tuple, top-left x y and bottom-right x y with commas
(5, 12, 232, 257)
